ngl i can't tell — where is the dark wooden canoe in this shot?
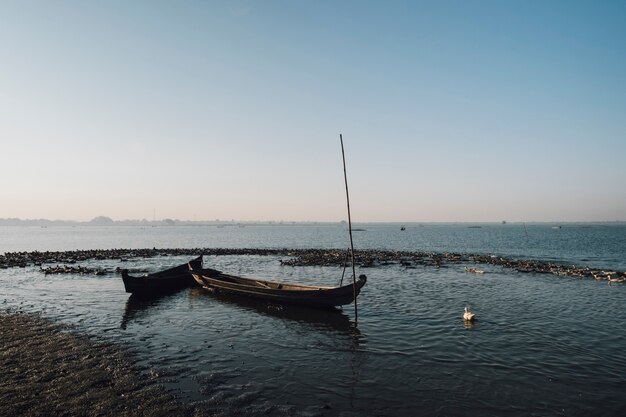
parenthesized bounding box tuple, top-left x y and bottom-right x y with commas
(188, 265, 366, 309)
(121, 256, 202, 294)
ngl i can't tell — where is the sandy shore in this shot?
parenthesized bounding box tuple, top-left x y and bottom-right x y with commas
(0, 312, 198, 417)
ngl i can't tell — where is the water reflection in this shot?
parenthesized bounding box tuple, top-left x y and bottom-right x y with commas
(188, 287, 362, 337)
(4, 249, 626, 416)
(463, 320, 476, 329)
(121, 292, 180, 329)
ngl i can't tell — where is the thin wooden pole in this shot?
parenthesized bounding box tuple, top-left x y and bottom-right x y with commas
(340, 134, 358, 326)
(339, 247, 349, 287)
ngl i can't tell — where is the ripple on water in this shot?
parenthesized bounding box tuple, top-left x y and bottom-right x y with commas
(2, 252, 626, 416)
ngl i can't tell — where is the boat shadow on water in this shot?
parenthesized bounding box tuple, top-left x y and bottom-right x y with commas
(121, 287, 363, 339)
(187, 286, 360, 336)
(120, 291, 182, 330)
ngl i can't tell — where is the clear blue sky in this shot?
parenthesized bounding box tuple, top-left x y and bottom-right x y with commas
(1, 1, 625, 222)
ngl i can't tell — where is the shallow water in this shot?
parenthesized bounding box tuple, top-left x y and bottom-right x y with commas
(2, 223, 625, 270)
(2, 225, 626, 416)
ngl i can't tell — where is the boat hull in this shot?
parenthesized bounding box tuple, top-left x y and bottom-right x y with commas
(189, 267, 366, 308)
(121, 256, 202, 294)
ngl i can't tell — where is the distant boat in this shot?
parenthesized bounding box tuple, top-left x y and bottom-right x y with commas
(121, 256, 202, 294)
(189, 266, 367, 309)
(551, 225, 562, 229)
(400, 226, 406, 231)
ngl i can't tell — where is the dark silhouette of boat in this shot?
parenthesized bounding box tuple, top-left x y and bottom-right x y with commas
(121, 256, 202, 294)
(187, 287, 356, 332)
(120, 292, 181, 329)
(188, 265, 366, 309)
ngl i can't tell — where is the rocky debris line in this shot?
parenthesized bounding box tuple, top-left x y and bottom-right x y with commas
(470, 254, 626, 282)
(40, 265, 150, 276)
(279, 249, 626, 283)
(0, 248, 289, 269)
(1, 248, 624, 283)
(40, 265, 109, 275)
(279, 249, 448, 268)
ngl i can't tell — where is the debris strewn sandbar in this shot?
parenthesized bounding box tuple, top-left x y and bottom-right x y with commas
(1, 248, 624, 282)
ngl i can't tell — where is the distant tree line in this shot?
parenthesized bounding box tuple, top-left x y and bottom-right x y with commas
(0, 217, 336, 226)
(0, 216, 182, 226)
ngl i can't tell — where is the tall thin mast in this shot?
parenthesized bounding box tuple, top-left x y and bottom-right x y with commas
(340, 134, 358, 326)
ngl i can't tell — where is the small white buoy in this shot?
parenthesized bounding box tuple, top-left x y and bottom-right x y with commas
(463, 306, 476, 322)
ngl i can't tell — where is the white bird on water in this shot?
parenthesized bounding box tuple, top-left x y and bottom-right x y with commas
(463, 307, 476, 322)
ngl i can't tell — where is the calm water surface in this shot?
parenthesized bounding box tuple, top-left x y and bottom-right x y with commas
(2, 224, 625, 416)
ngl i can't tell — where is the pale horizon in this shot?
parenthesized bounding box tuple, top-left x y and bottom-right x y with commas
(2, 215, 625, 225)
(2, 1, 625, 223)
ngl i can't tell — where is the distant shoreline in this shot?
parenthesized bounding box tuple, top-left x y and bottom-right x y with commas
(1, 218, 625, 227)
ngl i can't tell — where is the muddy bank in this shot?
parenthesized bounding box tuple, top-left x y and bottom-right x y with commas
(0, 312, 200, 417)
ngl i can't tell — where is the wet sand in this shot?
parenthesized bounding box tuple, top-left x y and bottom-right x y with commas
(0, 312, 200, 417)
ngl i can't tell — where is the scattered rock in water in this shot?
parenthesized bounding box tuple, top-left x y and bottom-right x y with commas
(41, 265, 109, 275)
(0, 247, 624, 283)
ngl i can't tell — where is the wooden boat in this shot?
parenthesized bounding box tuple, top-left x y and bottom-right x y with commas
(121, 256, 202, 294)
(188, 266, 366, 309)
